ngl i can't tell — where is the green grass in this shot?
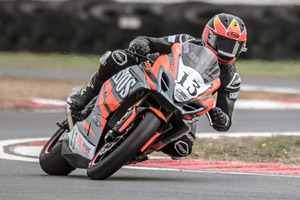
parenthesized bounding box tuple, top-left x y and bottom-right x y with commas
(1, 52, 300, 79)
(190, 136, 300, 165)
(236, 60, 300, 79)
(0, 52, 99, 71)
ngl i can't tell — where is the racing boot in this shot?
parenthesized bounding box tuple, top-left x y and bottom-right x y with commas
(67, 50, 135, 112)
(67, 51, 113, 112)
(67, 72, 103, 112)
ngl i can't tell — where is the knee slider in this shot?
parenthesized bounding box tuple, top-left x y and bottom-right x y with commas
(174, 140, 190, 157)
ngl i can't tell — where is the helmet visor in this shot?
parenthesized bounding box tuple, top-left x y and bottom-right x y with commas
(207, 30, 245, 59)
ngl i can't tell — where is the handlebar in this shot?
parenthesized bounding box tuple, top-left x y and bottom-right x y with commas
(125, 49, 156, 64)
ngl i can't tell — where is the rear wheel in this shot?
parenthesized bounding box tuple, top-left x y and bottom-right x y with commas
(39, 127, 75, 175)
(87, 112, 161, 180)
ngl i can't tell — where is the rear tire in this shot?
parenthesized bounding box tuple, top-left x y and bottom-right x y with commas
(87, 112, 161, 180)
(39, 128, 75, 175)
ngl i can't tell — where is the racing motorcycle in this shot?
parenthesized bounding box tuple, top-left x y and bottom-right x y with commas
(39, 42, 221, 180)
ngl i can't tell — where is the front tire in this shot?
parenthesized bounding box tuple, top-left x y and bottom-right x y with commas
(87, 112, 161, 180)
(39, 128, 75, 175)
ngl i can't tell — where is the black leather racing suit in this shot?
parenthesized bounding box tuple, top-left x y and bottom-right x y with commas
(87, 34, 241, 158)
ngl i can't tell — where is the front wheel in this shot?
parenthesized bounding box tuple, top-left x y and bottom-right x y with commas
(87, 111, 161, 180)
(39, 127, 75, 175)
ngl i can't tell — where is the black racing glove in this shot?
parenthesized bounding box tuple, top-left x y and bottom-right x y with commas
(209, 107, 230, 131)
(129, 38, 151, 56)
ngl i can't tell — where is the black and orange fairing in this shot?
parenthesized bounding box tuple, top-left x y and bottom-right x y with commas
(172, 43, 183, 82)
(191, 78, 221, 102)
(87, 43, 217, 143)
(150, 55, 172, 78)
(78, 79, 122, 146)
(183, 78, 220, 120)
(62, 42, 220, 170)
(193, 78, 221, 116)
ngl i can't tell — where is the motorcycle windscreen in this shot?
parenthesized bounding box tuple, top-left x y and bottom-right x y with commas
(181, 43, 220, 84)
(174, 44, 220, 102)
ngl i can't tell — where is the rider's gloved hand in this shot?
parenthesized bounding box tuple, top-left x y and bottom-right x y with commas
(209, 107, 230, 131)
(129, 37, 151, 56)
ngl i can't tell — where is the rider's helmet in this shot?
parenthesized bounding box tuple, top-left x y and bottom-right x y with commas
(202, 13, 247, 65)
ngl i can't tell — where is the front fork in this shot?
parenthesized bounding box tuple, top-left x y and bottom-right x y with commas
(104, 105, 168, 143)
(105, 92, 168, 142)
(206, 112, 213, 126)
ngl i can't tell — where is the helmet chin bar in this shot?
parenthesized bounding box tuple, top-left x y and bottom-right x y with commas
(203, 41, 236, 64)
(218, 55, 236, 65)
(218, 49, 235, 58)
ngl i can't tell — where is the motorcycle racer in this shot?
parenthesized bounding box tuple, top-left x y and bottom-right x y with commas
(67, 13, 247, 160)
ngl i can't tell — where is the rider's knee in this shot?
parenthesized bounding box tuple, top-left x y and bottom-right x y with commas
(161, 132, 195, 160)
(99, 50, 133, 71)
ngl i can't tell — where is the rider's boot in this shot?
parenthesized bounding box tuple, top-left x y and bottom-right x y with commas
(67, 50, 137, 112)
(67, 51, 114, 112)
(67, 71, 103, 112)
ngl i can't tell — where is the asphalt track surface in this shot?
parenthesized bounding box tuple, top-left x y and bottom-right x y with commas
(1, 110, 300, 200)
(1, 67, 300, 199)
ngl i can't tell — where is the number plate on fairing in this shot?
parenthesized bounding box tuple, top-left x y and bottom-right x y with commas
(174, 58, 210, 102)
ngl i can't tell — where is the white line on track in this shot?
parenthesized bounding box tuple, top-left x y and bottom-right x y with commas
(123, 165, 300, 179)
(1, 137, 300, 178)
(242, 85, 300, 94)
(236, 100, 300, 110)
(196, 131, 300, 139)
(32, 98, 66, 106)
(0, 138, 48, 162)
(2, 132, 299, 162)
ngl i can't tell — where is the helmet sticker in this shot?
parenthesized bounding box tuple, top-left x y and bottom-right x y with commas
(227, 31, 240, 39)
(227, 18, 241, 36)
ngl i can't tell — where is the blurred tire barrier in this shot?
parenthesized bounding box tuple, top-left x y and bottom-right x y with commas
(0, 0, 300, 60)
